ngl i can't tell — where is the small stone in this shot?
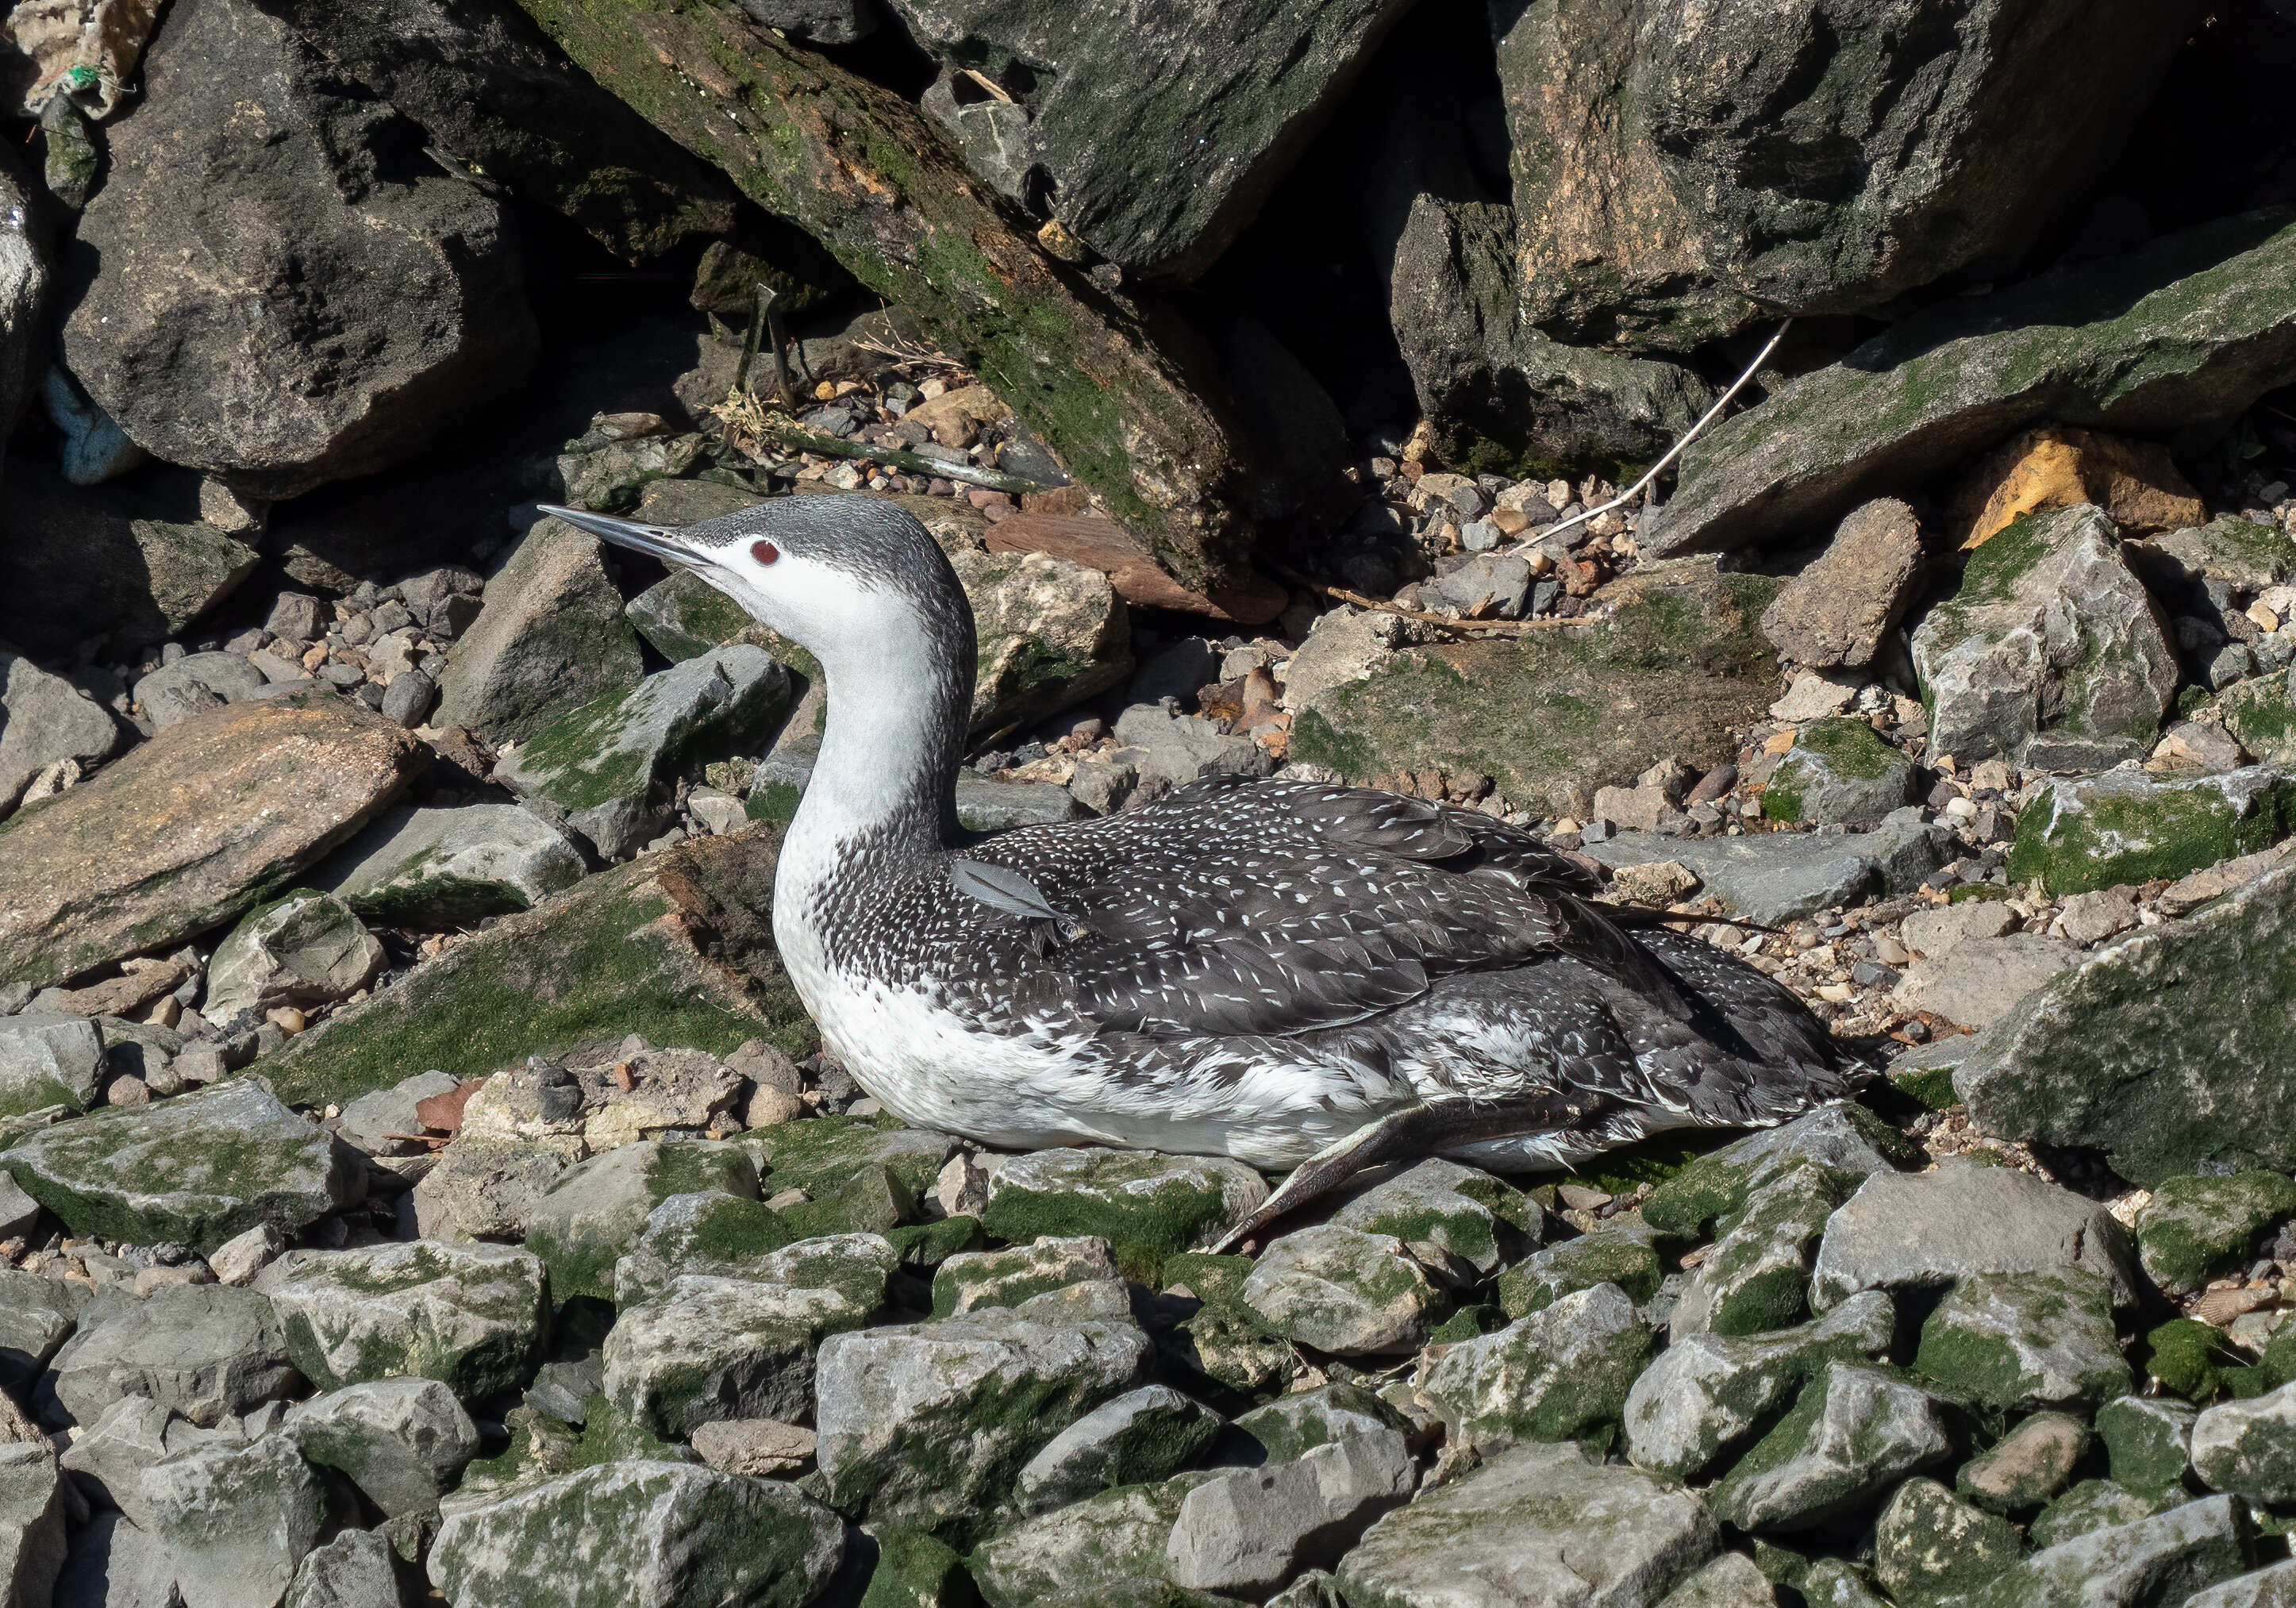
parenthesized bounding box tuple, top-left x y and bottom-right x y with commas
(208, 1224, 286, 1289)
(379, 668, 437, 727)
(1421, 1282, 1652, 1453)
(2057, 887, 2141, 945)
(1959, 1411, 2090, 1514)
(1243, 1225, 1444, 1356)
(1165, 1429, 1416, 1597)
(932, 1235, 1120, 1318)
(1707, 1363, 1958, 1533)
(1761, 498, 1926, 670)
(1874, 1476, 2023, 1605)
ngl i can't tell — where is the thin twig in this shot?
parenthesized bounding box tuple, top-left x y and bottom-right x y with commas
(1536, 317, 1794, 548)
(1271, 561, 1599, 635)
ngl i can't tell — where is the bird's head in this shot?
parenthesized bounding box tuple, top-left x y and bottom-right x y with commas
(539, 495, 975, 680)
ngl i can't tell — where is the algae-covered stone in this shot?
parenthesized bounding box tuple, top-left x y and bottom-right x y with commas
(435, 515, 644, 745)
(321, 802, 588, 927)
(1329, 1157, 1536, 1278)
(0, 1075, 360, 1252)
(1809, 1157, 2139, 1311)
(2194, 1383, 2296, 1504)
(1291, 560, 1781, 814)
(603, 1272, 877, 1438)
(1707, 1364, 1958, 1533)
(202, 889, 387, 1021)
(1624, 1291, 1896, 1481)
(1657, 1551, 1777, 1608)
(1960, 1413, 2090, 1515)
(1013, 1385, 1224, 1517)
(933, 1236, 1120, 1318)
(286, 1378, 479, 1517)
(2139, 1174, 2296, 1299)
(140, 1433, 326, 1608)
(260, 825, 813, 1110)
(1336, 1441, 1718, 1608)
(1421, 1282, 1652, 1452)
(2224, 672, 2296, 768)
(522, 1141, 758, 1303)
(1915, 1268, 2132, 1412)
(1165, 1429, 1416, 1597)
(428, 1459, 845, 1608)
(2008, 767, 2296, 897)
(1969, 1495, 2248, 1607)
(2186, 1561, 2296, 1608)
(969, 1473, 1217, 1608)
(1673, 1161, 1856, 1338)
(2098, 1395, 2198, 1495)
(1240, 1225, 1444, 1356)
(814, 1297, 1156, 1542)
(752, 1114, 960, 1203)
(611, 1191, 798, 1308)
(46, 1283, 296, 1428)
(497, 648, 793, 860)
(983, 1148, 1266, 1279)
(1875, 1477, 2024, 1606)
(263, 1241, 546, 1398)
(1643, 1103, 1919, 1238)
(628, 569, 756, 665)
(1763, 719, 1919, 827)
(0, 1010, 103, 1117)
(1954, 865, 2296, 1185)
(2030, 1479, 2175, 1548)
(1230, 1383, 1409, 1466)
(1909, 506, 2179, 770)
(1498, 1216, 1665, 1318)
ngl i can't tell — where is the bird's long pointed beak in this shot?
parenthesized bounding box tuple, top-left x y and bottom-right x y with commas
(537, 503, 704, 568)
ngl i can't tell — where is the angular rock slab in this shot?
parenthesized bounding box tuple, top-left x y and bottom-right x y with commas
(968, 1473, 1210, 1608)
(436, 515, 645, 745)
(0, 1442, 66, 1608)
(2137, 1173, 2296, 1301)
(1708, 1363, 1958, 1533)
(603, 1271, 875, 1437)
(1913, 1268, 2132, 1412)
(1165, 1428, 1415, 1598)
(1584, 812, 1951, 926)
(259, 825, 806, 1111)
(284, 1527, 406, 1608)
(932, 1235, 1120, 1319)
(1652, 212, 2296, 556)
(429, 1460, 845, 1608)
(263, 1241, 546, 1400)
(2007, 766, 2296, 898)
(60, 0, 537, 499)
(285, 1378, 480, 1518)
(1954, 864, 2296, 1185)
(1809, 1156, 2139, 1311)
(1909, 504, 2178, 769)
(1760, 499, 1928, 671)
(0, 1268, 84, 1389)
(1013, 1383, 1223, 1517)
(1336, 1441, 1718, 1608)
(1671, 1160, 1855, 1338)
(202, 890, 387, 1022)
(1966, 1495, 2249, 1608)
(1422, 1283, 1652, 1453)
(813, 1298, 1155, 1542)
(2194, 1384, 2296, 1506)
(0, 647, 120, 819)
(45, 1283, 297, 1429)
(0, 696, 421, 992)
(982, 1147, 1267, 1272)
(140, 1432, 327, 1608)
(522, 1139, 758, 1303)
(0, 1076, 361, 1252)
(1241, 1225, 1444, 1356)
(1329, 1157, 1536, 1278)
(320, 802, 587, 927)
(0, 1010, 104, 1118)
(497, 646, 792, 860)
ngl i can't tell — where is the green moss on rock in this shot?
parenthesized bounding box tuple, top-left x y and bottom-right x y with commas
(2008, 767, 2296, 896)
(2137, 1171, 2296, 1298)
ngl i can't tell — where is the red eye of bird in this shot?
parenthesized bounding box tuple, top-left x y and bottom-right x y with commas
(750, 540, 779, 565)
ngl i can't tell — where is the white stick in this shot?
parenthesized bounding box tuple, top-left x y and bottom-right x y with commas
(1537, 317, 1794, 546)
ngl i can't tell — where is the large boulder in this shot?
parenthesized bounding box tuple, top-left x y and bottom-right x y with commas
(263, 1241, 547, 1399)
(0, 460, 262, 659)
(257, 824, 811, 1110)
(202, 891, 387, 1022)
(510, 0, 1263, 600)
(59, 0, 537, 499)
(1290, 560, 1780, 816)
(0, 1076, 362, 1252)
(1955, 864, 2296, 1185)
(435, 514, 645, 745)
(1491, 0, 2196, 353)
(429, 1460, 846, 1608)
(0, 1011, 103, 1118)
(1910, 505, 2179, 770)
(893, 0, 1413, 279)
(1650, 212, 2296, 555)
(2007, 767, 2296, 896)
(44, 1284, 297, 1428)
(0, 695, 421, 993)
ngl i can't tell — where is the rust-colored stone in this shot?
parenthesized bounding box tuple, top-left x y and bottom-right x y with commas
(1952, 425, 2203, 550)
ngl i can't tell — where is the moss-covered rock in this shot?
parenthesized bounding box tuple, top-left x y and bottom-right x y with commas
(1421, 1282, 1652, 1452)
(435, 514, 645, 745)
(1707, 1363, 1958, 1533)
(611, 1191, 798, 1307)
(1497, 1216, 1665, 1318)
(1642, 1102, 1919, 1238)
(0, 1075, 361, 1252)
(266, 1241, 547, 1399)
(2026, 1479, 2175, 1548)
(1010, 1384, 1223, 1518)
(969, 1474, 1224, 1608)
(602, 1268, 882, 1437)
(524, 1141, 760, 1304)
(2096, 1395, 2197, 1495)
(1672, 1161, 1858, 1338)
(2223, 671, 2296, 767)
(982, 1149, 1265, 1283)
(2007, 766, 2296, 896)
(1329, 1157, 1535, 1278)
(430, 1460, 847, 1608)
(2143, 1318, 2245, 1402)
(510, 0, 1260, 597)
(2138, 1173, 2296, 1299)
(1875, 1476, 2024, 1605)
(1291, 560, 1781, 814)
(1956, 864, 2296, 1185)
(320, 802, 590, 929)
(260, 825, 813, 1110)
(1228, 1383, 1407, 1466)
(750, 1114, 959, 1204)
(1240, 1225, 1445, 1356)
(1763, 718, 1920, 826)
(1914, 1268, 2131, 1411)
(933, 1237, 1120, 1319)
